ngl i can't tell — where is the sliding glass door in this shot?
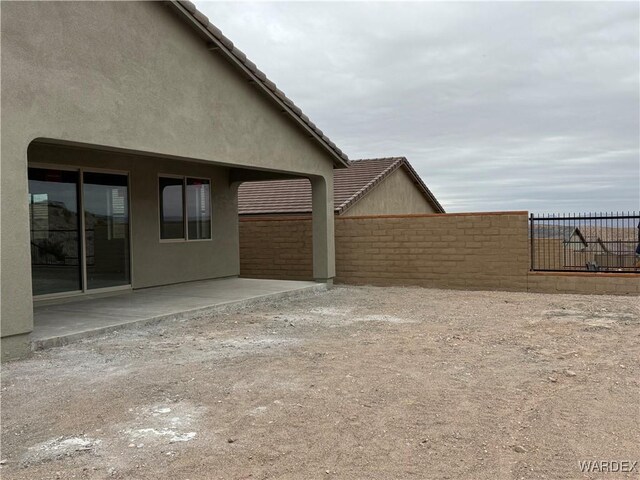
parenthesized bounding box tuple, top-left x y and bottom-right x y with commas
(83, 172, 130, 289)
(28, 167, 130, 297)
(28, 168, 82, 296)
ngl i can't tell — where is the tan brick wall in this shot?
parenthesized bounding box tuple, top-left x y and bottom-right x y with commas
(527, 272, 640, 295)
(334, 212, 530, 291)
(238, 212, 639, 296)
(239, 216, 312, 280)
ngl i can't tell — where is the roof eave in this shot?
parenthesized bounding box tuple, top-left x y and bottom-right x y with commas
(169, 1, 349, 169)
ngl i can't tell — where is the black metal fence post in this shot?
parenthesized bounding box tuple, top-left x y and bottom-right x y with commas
(529, 213, 535, 271)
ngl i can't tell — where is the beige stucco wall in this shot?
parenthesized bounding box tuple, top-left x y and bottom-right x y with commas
(341, 168, 436, 217)
(1, 1, 336, 360)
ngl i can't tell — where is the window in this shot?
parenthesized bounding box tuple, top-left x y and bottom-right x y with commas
(186, 178, 211, 240)
(159, 177, 184, 240)
(159, 176, 211, 240)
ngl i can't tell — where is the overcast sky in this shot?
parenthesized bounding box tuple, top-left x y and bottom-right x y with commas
(195, 1, 639, 213)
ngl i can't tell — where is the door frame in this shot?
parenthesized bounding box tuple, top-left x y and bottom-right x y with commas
(28, 163, 133, 301)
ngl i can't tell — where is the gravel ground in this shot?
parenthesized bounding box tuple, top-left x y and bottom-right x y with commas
(1, 285, 639, 480)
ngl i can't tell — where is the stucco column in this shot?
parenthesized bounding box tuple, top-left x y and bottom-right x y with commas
(1, 141, 34, 361)
(310, 175, 335, 283)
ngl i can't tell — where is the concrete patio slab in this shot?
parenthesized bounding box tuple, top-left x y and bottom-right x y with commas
(32, 278, 326, 350)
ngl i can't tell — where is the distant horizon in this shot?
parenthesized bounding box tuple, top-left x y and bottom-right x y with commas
(195, 1, 639, 214)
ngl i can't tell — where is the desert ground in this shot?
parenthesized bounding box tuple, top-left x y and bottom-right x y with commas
(1, 286, 639, 479)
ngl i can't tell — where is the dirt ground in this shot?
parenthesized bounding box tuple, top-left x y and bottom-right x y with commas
(1, 286, 639, 480)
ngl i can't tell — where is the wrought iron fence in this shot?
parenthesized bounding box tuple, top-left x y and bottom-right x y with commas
(529, 212, 640, 273)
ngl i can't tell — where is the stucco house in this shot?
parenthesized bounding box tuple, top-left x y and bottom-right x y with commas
(1, 1, 349, 360)
(238, 157, 444, 217)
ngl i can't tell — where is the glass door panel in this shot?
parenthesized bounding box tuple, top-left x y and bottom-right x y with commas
(28, 168, 82, 296)
(83, 172, 130, 289)
(186, 178, 211, 240)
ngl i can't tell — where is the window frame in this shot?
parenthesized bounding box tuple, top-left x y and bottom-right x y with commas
(158, 174, 212, 243)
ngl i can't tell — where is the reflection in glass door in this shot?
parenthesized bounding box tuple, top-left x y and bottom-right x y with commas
(83, 172, 130, 290)
(28, 167, 131, 296)
(28, 168, 82, 296)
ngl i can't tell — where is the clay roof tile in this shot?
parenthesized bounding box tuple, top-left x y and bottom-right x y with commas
(238, 157, 444, 215)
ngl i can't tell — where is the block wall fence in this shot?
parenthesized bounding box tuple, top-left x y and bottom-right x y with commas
(239, 212, 640, 295)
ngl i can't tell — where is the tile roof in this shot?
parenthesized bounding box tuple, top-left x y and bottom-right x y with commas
(170, 1, 349, 167)
(238, 157, 445, 215)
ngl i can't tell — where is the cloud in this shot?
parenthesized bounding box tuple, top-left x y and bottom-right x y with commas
(195, 1, 639, 213)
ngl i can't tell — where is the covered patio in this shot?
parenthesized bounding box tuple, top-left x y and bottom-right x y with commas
(32, 277, 324, 350)
(2, 0, 347, 361)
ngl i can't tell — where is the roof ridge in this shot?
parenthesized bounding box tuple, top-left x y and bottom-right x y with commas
(173, 0, 349, 167)
(349, 156, 404, 163)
